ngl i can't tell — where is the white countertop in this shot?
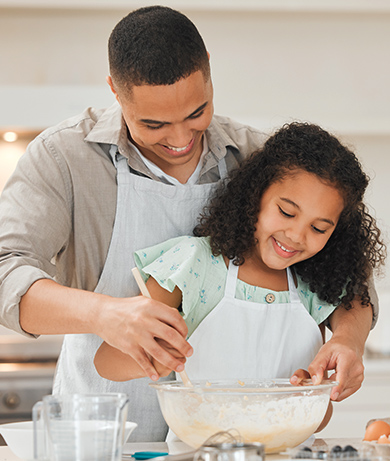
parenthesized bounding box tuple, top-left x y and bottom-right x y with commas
(0, 438, 365, 461)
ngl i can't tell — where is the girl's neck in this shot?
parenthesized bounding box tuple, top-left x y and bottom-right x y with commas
(223, 254, 289, 291)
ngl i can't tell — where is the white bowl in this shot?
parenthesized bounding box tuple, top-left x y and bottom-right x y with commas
(0, 420, 137, 460)
(150, 378, 336, 454)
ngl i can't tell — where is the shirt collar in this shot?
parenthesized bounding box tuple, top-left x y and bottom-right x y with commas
(84, 102, 124, 146)
(200, 116, 240, 176)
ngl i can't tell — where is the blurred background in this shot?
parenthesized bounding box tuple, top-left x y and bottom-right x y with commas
(0, 0, 389, 440)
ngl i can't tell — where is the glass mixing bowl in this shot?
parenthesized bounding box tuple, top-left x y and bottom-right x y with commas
(150, 378, 337, 453)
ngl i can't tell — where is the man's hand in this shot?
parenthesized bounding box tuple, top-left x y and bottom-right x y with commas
(96, 294, 193, 380)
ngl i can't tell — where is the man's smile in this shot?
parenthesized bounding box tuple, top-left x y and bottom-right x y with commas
(161, 137, 195, 156)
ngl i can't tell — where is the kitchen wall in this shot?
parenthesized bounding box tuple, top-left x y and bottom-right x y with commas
(0, 0, 389, 438)
(1, 2, 389, 282)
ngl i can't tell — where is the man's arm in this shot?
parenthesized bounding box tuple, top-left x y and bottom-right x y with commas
(19, 278, 192, 379)
(292, 297, 372, 401)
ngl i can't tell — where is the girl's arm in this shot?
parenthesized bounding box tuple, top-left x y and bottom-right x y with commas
(94, 276, 183, 381)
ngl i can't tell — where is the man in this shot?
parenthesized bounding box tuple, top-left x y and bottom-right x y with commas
(0, 6, 375, 441)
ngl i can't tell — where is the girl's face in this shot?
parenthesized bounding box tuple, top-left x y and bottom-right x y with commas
(253, 170, 344, 271)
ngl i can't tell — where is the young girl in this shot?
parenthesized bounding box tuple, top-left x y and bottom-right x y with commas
(94, 122, 385, 389)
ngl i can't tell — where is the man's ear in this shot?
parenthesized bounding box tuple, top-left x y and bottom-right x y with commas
(106, 76, 120, 103)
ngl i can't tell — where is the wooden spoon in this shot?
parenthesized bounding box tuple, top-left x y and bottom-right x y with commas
(131, 267, 193, 387)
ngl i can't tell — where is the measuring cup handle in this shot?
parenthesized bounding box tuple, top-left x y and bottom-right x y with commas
(33, 401, 47, 461)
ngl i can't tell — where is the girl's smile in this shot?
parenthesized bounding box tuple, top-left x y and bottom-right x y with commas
(272, 237, 301, 258)
(251, 170, 345, 272)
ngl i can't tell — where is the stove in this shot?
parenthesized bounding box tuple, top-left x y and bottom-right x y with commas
(0, 326, 63, 444)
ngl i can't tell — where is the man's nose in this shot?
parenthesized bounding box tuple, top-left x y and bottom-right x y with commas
(166, 123, 193, 148)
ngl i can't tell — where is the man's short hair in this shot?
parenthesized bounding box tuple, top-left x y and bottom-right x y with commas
(108, 6, 210, 92)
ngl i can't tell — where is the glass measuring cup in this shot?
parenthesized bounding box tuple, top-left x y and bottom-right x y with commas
(33, 393, 129, 461)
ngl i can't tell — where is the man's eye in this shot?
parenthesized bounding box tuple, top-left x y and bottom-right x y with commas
(278, 206, 294, 218)
(146, 124, 164, 130)
(189, 110, 204, 119)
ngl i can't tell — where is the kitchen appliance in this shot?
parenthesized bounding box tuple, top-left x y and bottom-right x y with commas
(0, 325, 63, 445)
(194, 442, 265, 461)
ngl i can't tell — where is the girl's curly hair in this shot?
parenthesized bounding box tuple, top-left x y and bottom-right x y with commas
(194, 122, 386, 309)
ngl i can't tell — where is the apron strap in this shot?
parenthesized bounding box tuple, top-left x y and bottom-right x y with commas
(287, 267, 301, 304)
(217, 157, 228, 180)
(109, 144, 118, 163)
(109, 145, 128, 170)
(224, 260, 239, 298)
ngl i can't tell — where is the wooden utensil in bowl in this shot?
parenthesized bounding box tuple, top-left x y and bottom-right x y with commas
(131, 267, 193, 387)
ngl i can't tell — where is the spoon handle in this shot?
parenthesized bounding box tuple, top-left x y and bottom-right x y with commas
(131, 267, 193, 387)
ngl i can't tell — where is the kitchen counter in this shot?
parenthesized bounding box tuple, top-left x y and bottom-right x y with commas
(0, 438, 367, 461)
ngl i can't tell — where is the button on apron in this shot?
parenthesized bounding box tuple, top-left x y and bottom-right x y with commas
(265, 293, 275, 304)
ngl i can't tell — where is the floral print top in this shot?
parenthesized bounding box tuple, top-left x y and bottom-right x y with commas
(134, 236, 337, 338)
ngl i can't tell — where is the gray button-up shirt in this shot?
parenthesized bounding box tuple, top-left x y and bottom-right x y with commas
(0, 103, 268, 335)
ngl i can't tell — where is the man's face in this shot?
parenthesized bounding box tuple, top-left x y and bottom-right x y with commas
(108, 71, 214, 183)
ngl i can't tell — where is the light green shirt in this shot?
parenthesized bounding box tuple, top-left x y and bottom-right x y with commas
(134, 236, 338, 337)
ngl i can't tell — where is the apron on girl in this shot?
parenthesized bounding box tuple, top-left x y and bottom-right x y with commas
(185, 260, 324, 380)
(52, 146, 227, 442)
(166, 259, 324, 442)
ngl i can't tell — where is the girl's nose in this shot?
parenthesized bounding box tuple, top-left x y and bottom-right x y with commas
(285, 225, 306, 245)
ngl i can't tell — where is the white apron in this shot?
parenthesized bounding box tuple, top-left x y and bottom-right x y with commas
(184, 260, 324, 380)
(52, 146, 227, 442)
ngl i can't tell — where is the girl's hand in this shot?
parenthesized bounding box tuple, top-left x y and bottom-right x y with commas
(151, 338, 187, 377)
(290, 368, 333, 433)
(303, 300, 371, 402)
(290, 368, 311, 385)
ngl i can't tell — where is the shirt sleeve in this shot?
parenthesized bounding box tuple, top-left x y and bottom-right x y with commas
(367, 275, 378, 329)
(0, 136, 71, 336)
(297, 277, 338, 325)
(134, 236, 225, 337)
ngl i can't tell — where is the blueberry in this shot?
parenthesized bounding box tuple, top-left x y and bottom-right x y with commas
(340, 446, 359, 459)
(343, 446, 357, 453)
(330, 446, 342, 458)
(295, 447, 313, 459)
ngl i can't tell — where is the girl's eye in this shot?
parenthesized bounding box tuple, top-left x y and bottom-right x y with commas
(278, 206, 294, 218)
(312, 226, 326, 234)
